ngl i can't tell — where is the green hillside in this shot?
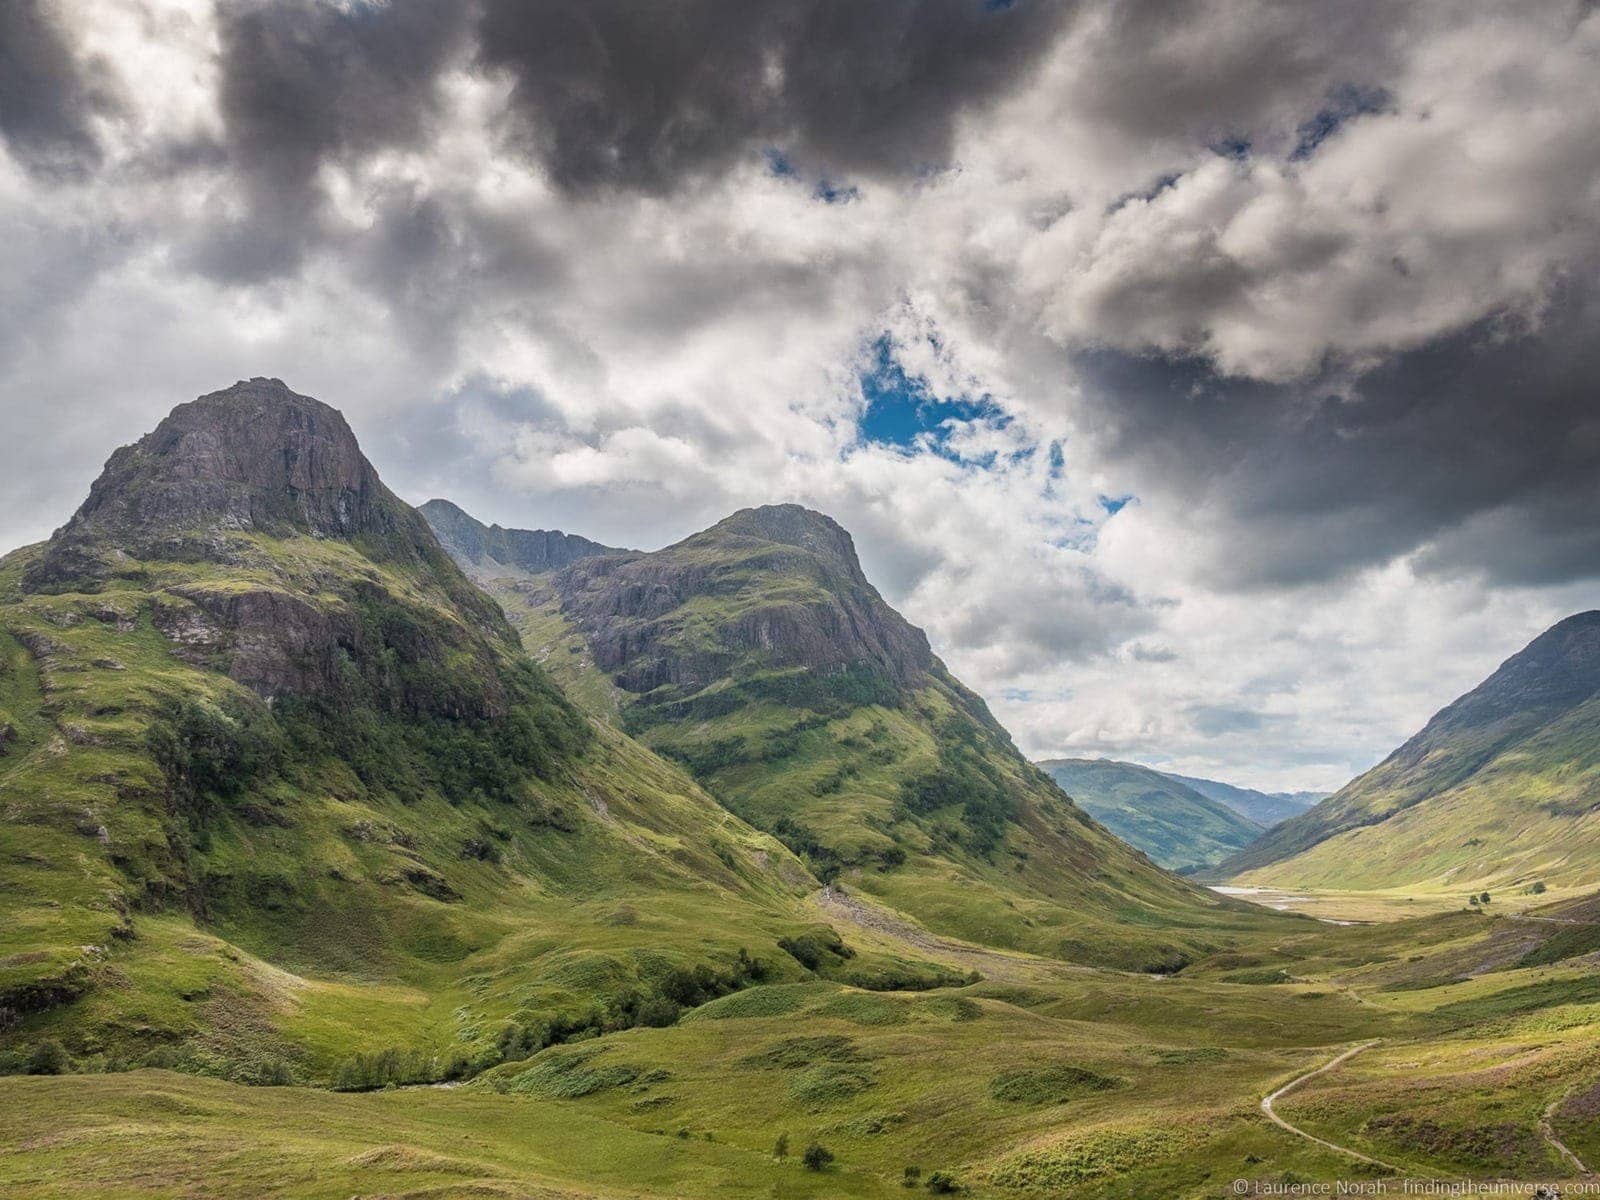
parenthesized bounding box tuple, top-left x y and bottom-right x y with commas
(425, 502, 1281, 972)
(1036, 759, 1263, 870)
(1164, 773, 1322, 828)
(1226, 611, 1600, 894)
(0, 380, 854, 1083)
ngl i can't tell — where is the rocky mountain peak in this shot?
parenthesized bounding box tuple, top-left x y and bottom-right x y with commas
(1432, 609, 1600, 732)
(691, 504, 864, 579)
(24, 379, 431, 591)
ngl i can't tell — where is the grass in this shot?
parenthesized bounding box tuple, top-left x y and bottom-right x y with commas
(7, 901, 1600, 1195)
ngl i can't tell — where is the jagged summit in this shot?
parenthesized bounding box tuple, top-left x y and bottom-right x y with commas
(686, 504, 865, 576)
(554, 501, 933, 693)
(25, 378, 439, 592)
(420, 498, 621, 576)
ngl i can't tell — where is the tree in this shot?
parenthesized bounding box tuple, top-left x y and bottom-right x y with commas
(1468, 895, 1480, 907)
(802, 1142, 835, 1171)
(26, 1039, 69, 1076)
(903, 1165, 923, 1188)
(1480, 891, 1492, 905)
(1531, 880, 1548, 895)
(926, 1170, 960, 1194)
(773, 1133, 790, 1159)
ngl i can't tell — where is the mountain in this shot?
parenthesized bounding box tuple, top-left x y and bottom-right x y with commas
(1224, 611, 1600, 892)
(1035, 759, 1263, 871)
(419, 498, 621, 576)
(425, 501, 1276, 971)
(0, 380, 832, 1080)
(1165, 773, 1323, 828)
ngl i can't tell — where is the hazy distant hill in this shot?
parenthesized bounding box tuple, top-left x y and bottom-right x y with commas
(1224, 611, 1600, 892)
(1165, 774, 1323, 828)
(1036, 759, 1263, 870)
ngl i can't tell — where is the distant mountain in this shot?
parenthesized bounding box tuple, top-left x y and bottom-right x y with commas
(1224, 611, 1600, 891)
(1036, 759, 1263, 871)
(1165, 774, 1323, 828)
(419, 498, 621, 576)
(431, 501, 1278, 972)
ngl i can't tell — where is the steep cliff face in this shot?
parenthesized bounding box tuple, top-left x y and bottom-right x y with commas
(554, 504, 933, 700)
(22, 379, 515, 713)
(29, 379, 460, 585)
(420, 498, 620, 576)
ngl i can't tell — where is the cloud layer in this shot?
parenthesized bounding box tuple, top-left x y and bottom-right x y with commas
(3, 0, 1599, 789)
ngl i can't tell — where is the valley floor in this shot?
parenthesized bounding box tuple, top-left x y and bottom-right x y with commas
(1209, 883, 1600, 923)
(5, 892, 1600, 1199)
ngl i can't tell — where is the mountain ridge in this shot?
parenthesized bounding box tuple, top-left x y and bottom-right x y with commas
(1223, 610, 1600, 891)
(427, 500, 1283, 971)
(1035, 758, 1263, 870)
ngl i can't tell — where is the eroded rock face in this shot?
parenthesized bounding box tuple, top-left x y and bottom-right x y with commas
(420, 498, 620, 576)
(18, 379, 519, 717)
(552, 504, 933, 697)
(23, 378, 475, 595)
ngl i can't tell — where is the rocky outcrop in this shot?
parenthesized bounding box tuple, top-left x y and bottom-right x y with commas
(23, 379, 493, 612)
(420, 499, 620, 576)
(552, 504, 933, 698)
(18, 379, 521, 716)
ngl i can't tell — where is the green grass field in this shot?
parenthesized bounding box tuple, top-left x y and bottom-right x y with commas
(6, 894, 1600, 1198)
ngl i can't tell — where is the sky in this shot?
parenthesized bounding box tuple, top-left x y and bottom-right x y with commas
(3, 1, 1600, 792)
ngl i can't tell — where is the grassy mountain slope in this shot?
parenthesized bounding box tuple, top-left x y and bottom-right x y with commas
(0, 381, 894, 1082)
(1036, 758, 1262, 870)
(1164, 773, 1322, 827)
(425, 502, 1285, 972)
(1226, 610, 1600, 892)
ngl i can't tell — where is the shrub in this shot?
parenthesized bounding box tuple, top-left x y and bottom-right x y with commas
(637, 996, 682, 1028)
(989, 1065, 1118, 1104)
(926, 1171, 960, 1193)
(903, 1165, 922, 1187)
(26, 1039, 70, 1076)
(802, 1142, 835, 1171)
(773, 1133, 790, 1159)
(1530, 880, 1548, 895)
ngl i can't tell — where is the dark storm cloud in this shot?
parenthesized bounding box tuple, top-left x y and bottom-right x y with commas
(0, 0, 116, 176)
(1079, 273, 1600, 589)
(476, 0, 1076, 193)
(196, 0, 472, 280)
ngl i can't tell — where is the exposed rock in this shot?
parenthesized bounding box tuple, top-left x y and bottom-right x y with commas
(553, 504, 932, 698)
(18, 378, 527, 717)
(421, 498, 622, 576)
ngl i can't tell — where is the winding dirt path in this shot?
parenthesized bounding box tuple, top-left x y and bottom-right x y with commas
(1261, 1041, 1398, 1170)
(1541, 1092, 1593, 1177)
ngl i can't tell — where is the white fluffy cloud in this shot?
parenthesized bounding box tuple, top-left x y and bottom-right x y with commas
(3, 0, 1600, 790)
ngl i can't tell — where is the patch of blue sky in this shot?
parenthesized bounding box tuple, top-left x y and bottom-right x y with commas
(856, 334, 1006, 462)
(764, 148, 858, 204)
(1291, 84, 1392, 161)
(1098, 493, 1133, 516)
